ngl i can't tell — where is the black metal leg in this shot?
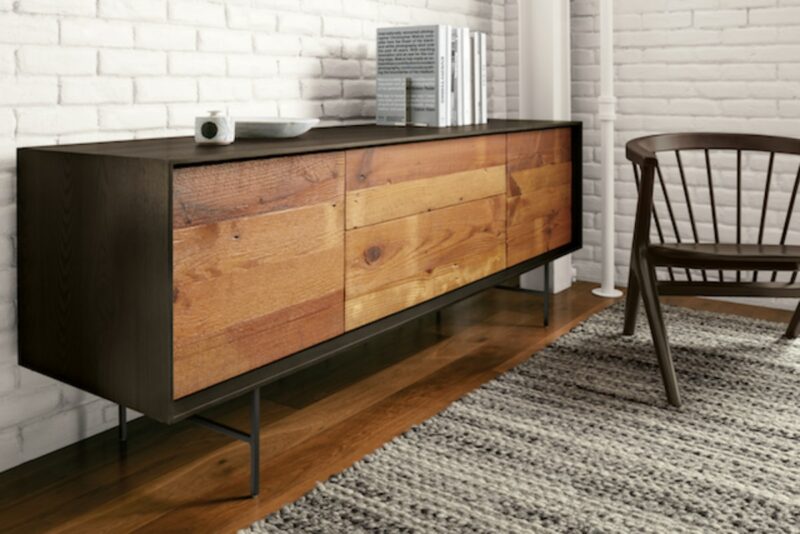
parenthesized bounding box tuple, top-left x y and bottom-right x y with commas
(543, 263, 550, 328)
(118, 404, 127, 444)
(190, 387, 262, 497)
(493, 262, 551, 328)
(249, 387, 260, 497)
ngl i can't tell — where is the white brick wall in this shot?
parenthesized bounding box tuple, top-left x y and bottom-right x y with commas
(571, 0, 800, 310)
(504, 0, 518, 119)
(0, 0, 510, 472)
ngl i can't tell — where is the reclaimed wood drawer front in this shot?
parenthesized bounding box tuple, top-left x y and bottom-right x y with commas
(345, 195, 507, 330)
(345, 135, 506, 229)
(506, 128, 572, 266)
(172, 153, 345, 398)
(173, 152, 342, 229)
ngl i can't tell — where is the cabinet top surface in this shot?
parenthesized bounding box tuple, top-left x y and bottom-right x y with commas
(21, 119, 579, 167)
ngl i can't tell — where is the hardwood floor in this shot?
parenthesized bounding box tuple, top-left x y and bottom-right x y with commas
(0, 282, 792, 533)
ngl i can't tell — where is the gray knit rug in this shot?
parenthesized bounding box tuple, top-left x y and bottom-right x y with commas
(243, 305, 800, 533)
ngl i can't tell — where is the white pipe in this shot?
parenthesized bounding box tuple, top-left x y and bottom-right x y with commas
(592, 0, 623, 299)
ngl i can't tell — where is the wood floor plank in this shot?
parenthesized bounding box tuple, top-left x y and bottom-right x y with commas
(38, 312, 526, 532)
(136, 345, 518, 533)
(134, 287, 618, 533)
(661, 295, 793, 323)
(0, 283, 791, 533)
(0, 400, 295, 533)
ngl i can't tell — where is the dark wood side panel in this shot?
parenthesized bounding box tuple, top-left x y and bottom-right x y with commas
(17, 150, 172, 422)
(172, 155, 345, 399)
(173, 152, 342, 228)
(506, 129, 573, 266)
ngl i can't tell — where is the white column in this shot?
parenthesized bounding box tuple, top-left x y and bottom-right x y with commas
(592, 0, 623, 299)
(518, 0, 574, 294)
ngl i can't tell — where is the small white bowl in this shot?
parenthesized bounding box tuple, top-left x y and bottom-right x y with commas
(235, 117, 319, 139)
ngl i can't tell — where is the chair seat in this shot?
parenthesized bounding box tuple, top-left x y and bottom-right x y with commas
(648, 243, 800, 270)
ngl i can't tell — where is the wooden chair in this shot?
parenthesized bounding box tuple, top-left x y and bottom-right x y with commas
(624, 133, 800, 407)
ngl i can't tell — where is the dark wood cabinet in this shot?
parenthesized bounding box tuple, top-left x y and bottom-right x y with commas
(17, 120, 582, 424)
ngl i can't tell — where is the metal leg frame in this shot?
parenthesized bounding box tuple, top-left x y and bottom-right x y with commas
(189, 387, 262, 497)
(543, 265, 550, 327)
(118, 404, 127, 445)
(495, 262, 551, 327)
(117, 388, 262, 497)
(189, 388, 261, 497)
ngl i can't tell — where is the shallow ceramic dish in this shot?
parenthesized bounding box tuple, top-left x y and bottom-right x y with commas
(235, 117, 319, 139)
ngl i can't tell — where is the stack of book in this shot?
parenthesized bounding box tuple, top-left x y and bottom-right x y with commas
(376, 25, 488, 128)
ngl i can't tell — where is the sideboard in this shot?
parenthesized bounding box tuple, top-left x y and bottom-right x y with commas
(17, 119, 581, 494)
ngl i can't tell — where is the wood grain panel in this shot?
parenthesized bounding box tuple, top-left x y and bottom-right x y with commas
(346, 134, 506, 191)
(507, 127, 571, 171)
(173, 183, 345, 399)
(173, 152, 343, 229)
(346, 165, 506, 229)
(17, 150, 173, 421)
(345, 196, 506, 330)
(507, 161, 572, 266)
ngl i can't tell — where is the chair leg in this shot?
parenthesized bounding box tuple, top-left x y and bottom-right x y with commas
(634, 255, 682, 407)
(622, 265, 640, 336)
(785, 301, 800, 339)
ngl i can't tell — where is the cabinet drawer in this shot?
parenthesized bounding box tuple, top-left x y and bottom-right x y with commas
(173, 152, 342, 229)
(172, 153, 345, 398)
(345, 195, 506, 330)
(345, 135, 506, 229)
(506, 128, 572, 266)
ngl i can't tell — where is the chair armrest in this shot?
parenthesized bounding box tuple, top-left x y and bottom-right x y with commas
(626, 137, 659, 167)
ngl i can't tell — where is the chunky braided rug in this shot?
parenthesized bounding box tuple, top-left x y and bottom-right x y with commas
(243, 305, 800, 533)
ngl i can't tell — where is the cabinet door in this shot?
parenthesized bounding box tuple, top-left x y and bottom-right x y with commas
(172, 153, 344, 398)
(343, 135, 507, 330)
(345, 196, 506, 330)
(506, 128, 573, 266)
